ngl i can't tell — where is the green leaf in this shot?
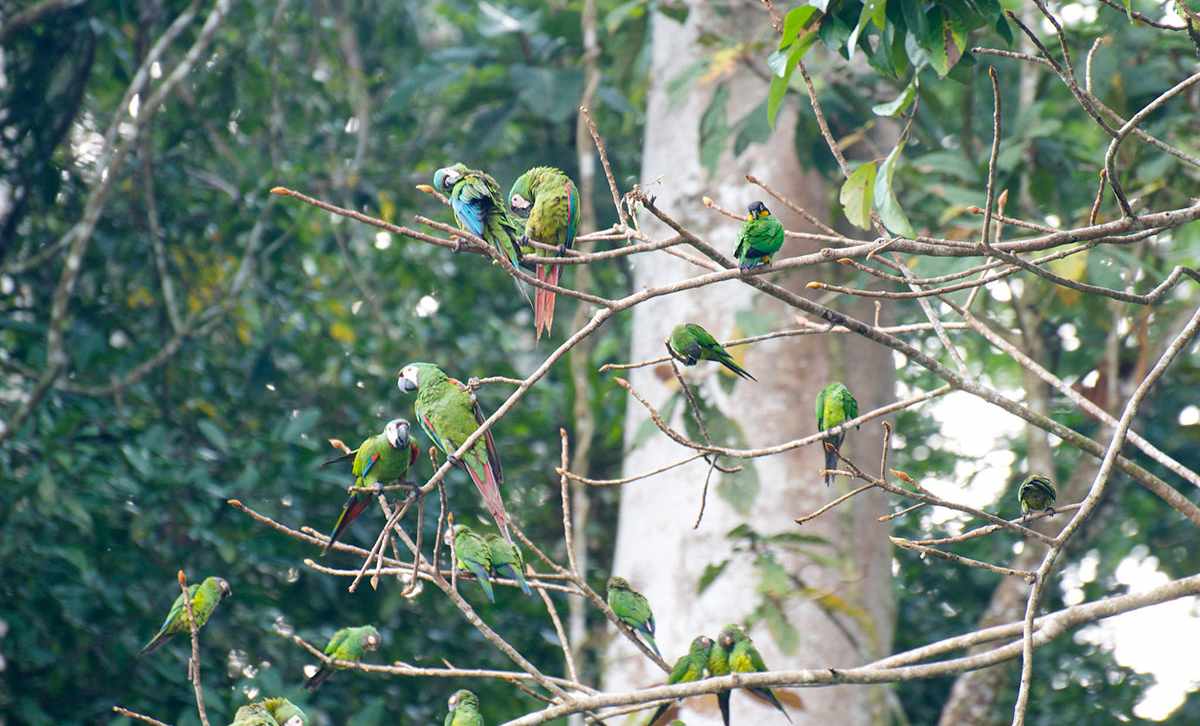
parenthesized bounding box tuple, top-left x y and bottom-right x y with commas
(734, 99, 771, 156)
(510, 66, 585, 122)
(759, 599, 801, 654)
(994, 13, 1014, 46)
(874, 143, 915, 237)
(699, 83, 731, 175)
(839, 162, 878, 230)
(767, 35, 814, 128)
(872, 79, 916, 116)
(778, 5, 819, 49)
(922, 6, 950, 76)
(718, 459, 760, 515)
(697, 559, 731, 594)
(197, 419, 229, 453)
(754, 554, 793, 598)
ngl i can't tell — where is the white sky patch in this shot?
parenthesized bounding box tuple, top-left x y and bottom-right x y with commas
(1179, 406, 1200, 426)
(1076, 548, 1200, 720)
(415, 295, 439, 318)
(374, 231, 392, 250)
(128, 93, 140, 118)
(1059, 323, 1081, 352)
(987, 280, 1012, 302)
(150, 61, 162, 79)
(921, 389, 1025, 525)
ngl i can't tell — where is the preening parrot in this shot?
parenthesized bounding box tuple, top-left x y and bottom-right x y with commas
(508, 166, 580, 340)
(666, 323, 756, 381)
(433, 163, 532, 270)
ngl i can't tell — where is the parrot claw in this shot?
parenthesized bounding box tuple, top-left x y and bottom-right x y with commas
(467, 377, 481, 390)
(447, 454, 462, 468)
(556, 243, 568, 257)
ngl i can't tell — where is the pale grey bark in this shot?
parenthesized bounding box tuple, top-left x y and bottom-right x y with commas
(603, 5, 894, 724)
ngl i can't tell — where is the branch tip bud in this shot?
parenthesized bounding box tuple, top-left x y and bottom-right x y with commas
(806, 281, 823, 289)
(269, 186, 289, 196)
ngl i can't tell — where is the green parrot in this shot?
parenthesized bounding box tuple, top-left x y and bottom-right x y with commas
(449, 523, 495, 603)
(666, 323, 756, 381)
(815, 382, 858, 486)
(486, 532, 532, 597)
(230, 703, 278, 726)
(433, 163, 532, 270)
(707, 632, 732, 726)
(606, 576, 661, 658)
(445, 689, 485, 726)
(140, 576, 232, 655)
(508, 166, 580, 339)
(720, 625, 793, 723)
(647, 636, 713, 726)
(733, 201, 785, 270)
(304, 625, 381, 691)
(398, 363, 511, 542)
(320, 418, 419, 555)
(230, 699, 307, 726)
(1018, 474, 1057, 516)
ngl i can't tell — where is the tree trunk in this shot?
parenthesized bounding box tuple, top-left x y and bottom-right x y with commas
(603, 6, 895, 724)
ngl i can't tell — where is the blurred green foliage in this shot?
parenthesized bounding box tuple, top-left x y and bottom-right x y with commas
(4, 0, 1200, 724)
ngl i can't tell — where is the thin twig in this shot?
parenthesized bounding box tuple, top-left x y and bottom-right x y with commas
(177, 571, 211, 726)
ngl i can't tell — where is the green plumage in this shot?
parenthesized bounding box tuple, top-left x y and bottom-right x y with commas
(445, 689, 485, 726)
(606, 576, 661, 657)
(262, 698, 307, 726)
(508, 166, 580, 339)
(667, 323, 756, 381)
(304, 625, 381, 691)
(1018, 474, 1057, 515)
(648, 636, 713, 726)
(733, 201, 785, 270)
(435, 163, 531, 267)
(140, 576, 232, 655)
(452, 524, 495, 603)
(815, 382, 858, 486)
(707, 635, 732, 726)
(721, 625, 792, 723)
(230, 703, 279, 726)
(322, 419, 418, 555)
(399, 363, 511, 541)
(486, 532, 532, 597)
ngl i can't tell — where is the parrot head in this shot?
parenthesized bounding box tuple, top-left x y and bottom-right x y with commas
(207, 576, 233, 600)
(362, 625, 382, 651)
(606, 575, 631, 592)
(691, 635, 714, 658)
(397, 362, 440, 393)
(508, 173, 533, 218)
(719, 623, 746, 650)
(445, 523, 471, 546)
(747, 200, 771, 220)
(383, 418, 411, 449)
(448, 689, 480, 712)
(433, 163, 469, 193)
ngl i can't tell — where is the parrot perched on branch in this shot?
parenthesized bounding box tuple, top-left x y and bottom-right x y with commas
(304, 625, 381, 691)
(606, 576, 662, 658)
(720, 624, 793, 723)
(733, 201, 785, 270)
(647, 636, 713, 726)
(449, 523, 495, 604)
(707, 632, 732, 726)
(666, 323, 756, 381)
(230, 703, 279, 726)
(445, 689, 485, 726)
(508, 166, 580, 339)
(815, 382, 858, 486)
(433, 163, 532, 270)
(230, 699, 307, 726)
(397, 363, 510, 541)
(320, 418, 419, 555)
(1018, 474, 1057, 516)
(486, 532, 532, 596)
(140, 576, 232, 655)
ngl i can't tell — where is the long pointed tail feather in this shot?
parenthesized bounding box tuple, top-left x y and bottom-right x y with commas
(750, 687, 793, 722)
(464, 560, 495, 603)
(465, 459, 513, 545)
(499, 563, 533, 596)
(823, 432, 844, 486)
(717, 691, 731, 726)
(648, 700, 676, 726)
(139, 631, 170, 656)
(322, 493, 370, 556)
(640, 627, 663, 658)
(533, 264, 559, 340)
(718, 354, 757, 381)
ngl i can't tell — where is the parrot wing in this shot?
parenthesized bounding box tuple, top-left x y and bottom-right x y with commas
(451, 177, 490, 238)
(815, 385, 828, 430)
(324, 628, 350, 657)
